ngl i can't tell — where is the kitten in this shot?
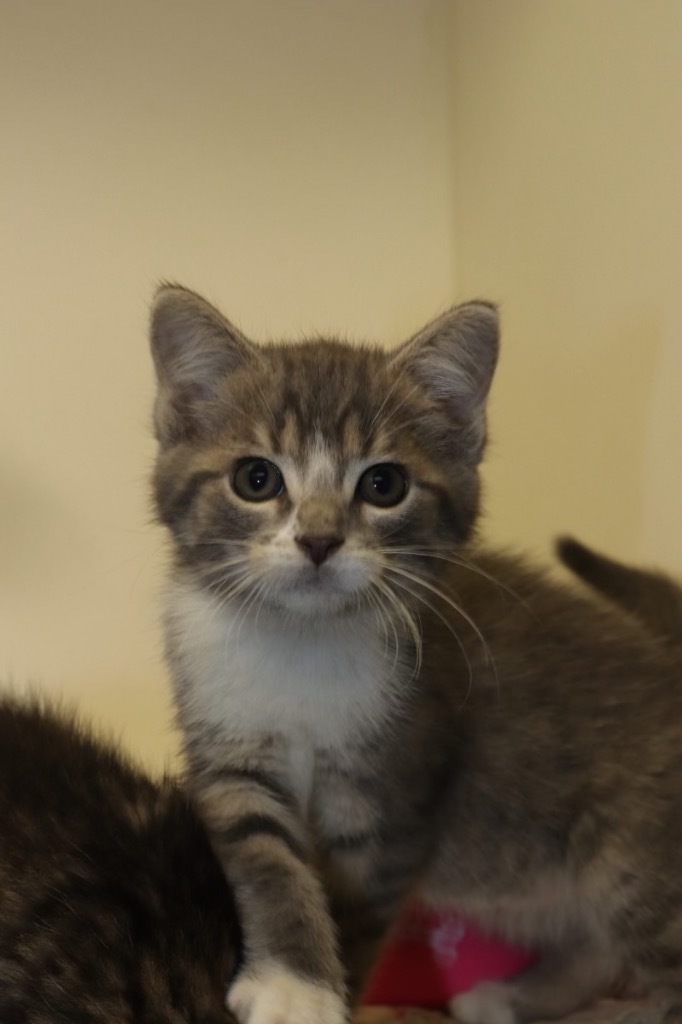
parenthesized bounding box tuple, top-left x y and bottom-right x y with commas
(557, 536, 682, 649)
(149, 284, 682, 1024)
(0, 695, 240, 1023)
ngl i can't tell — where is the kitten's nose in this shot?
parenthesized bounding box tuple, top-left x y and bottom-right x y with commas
(295, 534, 344, 567)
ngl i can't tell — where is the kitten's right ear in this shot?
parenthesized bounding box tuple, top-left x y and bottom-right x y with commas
(150, 284, 259, 444)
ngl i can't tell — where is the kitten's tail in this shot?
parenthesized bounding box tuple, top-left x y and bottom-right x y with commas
(557, 536, 682, 647)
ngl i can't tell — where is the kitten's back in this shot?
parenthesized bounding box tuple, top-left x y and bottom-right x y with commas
(0, 697, 240, 1023)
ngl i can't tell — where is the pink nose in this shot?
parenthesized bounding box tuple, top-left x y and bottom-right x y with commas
(295, 534, 344, 566)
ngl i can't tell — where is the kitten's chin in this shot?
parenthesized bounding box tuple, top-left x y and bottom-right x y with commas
(265, 571, 369, 618)
(268, 585, 362, 619)
(257, 560, 373, 618)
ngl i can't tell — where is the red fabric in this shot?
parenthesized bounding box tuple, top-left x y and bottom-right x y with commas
(363, 908, 536, 1009)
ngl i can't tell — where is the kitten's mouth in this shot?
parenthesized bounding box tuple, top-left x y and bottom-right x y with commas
(272, 561, 368, 615)
(301, 564, 335, 585)
(294, 563, 347, 596)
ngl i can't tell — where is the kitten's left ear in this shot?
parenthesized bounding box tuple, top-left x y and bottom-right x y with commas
(391, 301, 499, 462)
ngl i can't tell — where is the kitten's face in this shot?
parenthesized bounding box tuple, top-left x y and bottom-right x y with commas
(151, 287, 498, 619)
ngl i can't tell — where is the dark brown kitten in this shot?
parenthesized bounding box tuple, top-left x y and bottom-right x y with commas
(0, 696, 240, 1023)
(558, 536, 682, 648)
(149, 284, 682, 1024)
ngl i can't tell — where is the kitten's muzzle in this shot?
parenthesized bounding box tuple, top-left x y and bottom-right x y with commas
(295, 534, 345, 567)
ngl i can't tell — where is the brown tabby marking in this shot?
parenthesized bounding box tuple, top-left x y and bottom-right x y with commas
(0, 696, 240, 1023)
(150, 285, 682, 1024)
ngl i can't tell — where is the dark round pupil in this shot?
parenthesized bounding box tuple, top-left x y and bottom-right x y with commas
(372, 469, 393, 495)
(249, 463, 269, 491)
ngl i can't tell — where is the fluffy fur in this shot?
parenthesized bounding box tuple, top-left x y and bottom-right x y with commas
(558, 536, 682, 650)
(0, 696, 240, 1023)
(150, 285, 682, 1024)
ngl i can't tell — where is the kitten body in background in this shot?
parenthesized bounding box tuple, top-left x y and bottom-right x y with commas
(150, 286, 682, 1024)
(557, 536, 682, 649)
(0, 696, 240, 1023)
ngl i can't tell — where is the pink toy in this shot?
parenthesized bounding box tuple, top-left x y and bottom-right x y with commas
(363, 907, 536, 1009)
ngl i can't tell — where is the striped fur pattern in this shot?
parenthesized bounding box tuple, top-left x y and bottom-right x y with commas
(150, 285, 682, 1024)
(0, 697, 240, 1023)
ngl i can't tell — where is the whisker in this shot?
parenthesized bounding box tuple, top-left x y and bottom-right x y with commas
(372, 579, 423, 679)
(388, 564, 482, 644)
(193, 539, 253, 553)
(253, 381, 279, 436)
(229, 570, 273, 652)
(209, 574, 255, 637)
(365, 584, 396, 668)
(203, 556, 255, 612)
(380, 545, 529, 611)
(373, 391, 421, 439)
(368, 363, 413, 434)
(376, 519, 418, 544)
(384, 569, 473, 703)
(204, 563, 252, 598)
(176, 568, 254, 653)
(376, 411, 434, 446)
(253, 576, 274, 636)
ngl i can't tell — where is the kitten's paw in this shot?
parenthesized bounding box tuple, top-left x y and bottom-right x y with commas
(227, 964, 346, 1024)
(450, 982, 517, 1024)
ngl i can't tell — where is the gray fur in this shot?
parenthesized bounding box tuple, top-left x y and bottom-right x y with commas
(558, 536, 682, 649)
(150, 285, 682, 1024)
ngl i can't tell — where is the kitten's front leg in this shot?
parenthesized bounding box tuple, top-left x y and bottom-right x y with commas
(192, 767, 347, 1024)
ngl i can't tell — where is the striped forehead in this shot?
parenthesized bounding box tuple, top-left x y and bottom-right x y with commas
(253, 340, 394, 453)
(277, 433, 365, 500)
(240, 344, 417, 492)
(254, 398, 373, 461)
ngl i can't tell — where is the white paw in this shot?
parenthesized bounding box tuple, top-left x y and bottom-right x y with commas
(450, 982, 517, 1024)
(227, 964, 346, 1024)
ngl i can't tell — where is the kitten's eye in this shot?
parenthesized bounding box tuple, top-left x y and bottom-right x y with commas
(357, 463, 407, 508)
(232, 459, 284, 502)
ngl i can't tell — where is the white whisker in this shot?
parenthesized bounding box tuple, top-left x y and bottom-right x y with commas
(383, 545, 530, 612)
(254, 381, 279, 435)
(389, 563, 491, 653)
(372, 579, 423, 680)
(367, 363, 412, 433)
(364, 584, 395, 668)
(384, 568, 474, 703)
(373, 390, 420, 438)
(227, 571, 272, 655)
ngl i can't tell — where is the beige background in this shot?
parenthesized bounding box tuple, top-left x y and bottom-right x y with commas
(2, 0, 680, 770)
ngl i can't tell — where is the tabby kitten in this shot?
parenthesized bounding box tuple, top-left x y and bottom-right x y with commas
(558, 536, 682, 649)
(0, 696, 240, 1023)
(150, 285, 682, 1024)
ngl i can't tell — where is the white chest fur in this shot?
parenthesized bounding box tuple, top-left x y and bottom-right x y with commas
(164, 581, 403, 754)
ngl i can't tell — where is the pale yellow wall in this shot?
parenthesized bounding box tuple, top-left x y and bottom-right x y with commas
(3, 2, 681, 769)
(0, 1, 457, 769)
(451, 0, 682, 571)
